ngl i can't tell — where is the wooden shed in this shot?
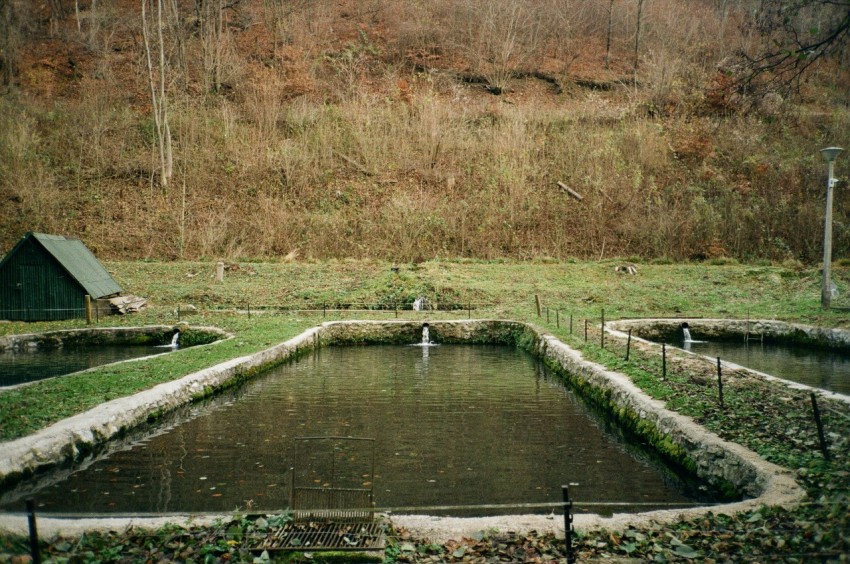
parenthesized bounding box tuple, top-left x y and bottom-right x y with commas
(0, 232, 122, 321)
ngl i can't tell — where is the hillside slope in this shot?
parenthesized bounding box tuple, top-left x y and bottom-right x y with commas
(1, 0, 849, 262)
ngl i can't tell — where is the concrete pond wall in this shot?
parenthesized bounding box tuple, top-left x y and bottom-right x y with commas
(0, 320, 804, 540)
(0, 324, 227, 352)
(607, 318, 850, 350)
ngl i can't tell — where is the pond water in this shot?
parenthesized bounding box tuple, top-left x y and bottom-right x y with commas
(0, 345, 172, 387)
(681, 339, 850, 396)
(0, 345, 715, 516)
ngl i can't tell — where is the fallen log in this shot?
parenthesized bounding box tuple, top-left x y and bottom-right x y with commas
(556, 181, 584, 201)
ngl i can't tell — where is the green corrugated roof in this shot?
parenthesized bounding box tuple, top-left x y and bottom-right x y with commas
(31, 233, 122, 298)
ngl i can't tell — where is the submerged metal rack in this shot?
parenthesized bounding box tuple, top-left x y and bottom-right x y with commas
(273, 436, 384, 553)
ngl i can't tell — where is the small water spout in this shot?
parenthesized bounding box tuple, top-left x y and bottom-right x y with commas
(156, 331, 181, 349)
(681, 322, 705, 348)
(421, 323, 430, 345)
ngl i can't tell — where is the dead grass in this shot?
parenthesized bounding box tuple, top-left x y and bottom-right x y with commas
(0, 0, 848, 263)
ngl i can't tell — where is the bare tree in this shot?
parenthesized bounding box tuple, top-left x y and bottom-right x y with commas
(48, 0, 62, 36)
(197, 0, 243, 92)
(262, 0, 309, 52)
(0, 0, 21, 87)
(633, 0, 646, 75)
(461, 0, 544, 92)
(141, 0, 173, 193)
(736, 0, 850, 95)
(605, 0, 616, 68)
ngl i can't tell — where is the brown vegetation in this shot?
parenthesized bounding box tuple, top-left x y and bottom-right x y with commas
(0, 0, 848, 262)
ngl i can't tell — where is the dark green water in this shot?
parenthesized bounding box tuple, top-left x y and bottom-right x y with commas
(0, 345, 713, 516)
(0, 345, 172, 387)
(681, 339, 850, 395)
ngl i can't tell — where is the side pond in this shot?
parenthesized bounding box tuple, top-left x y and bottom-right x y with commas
(0, 326, 226, 388)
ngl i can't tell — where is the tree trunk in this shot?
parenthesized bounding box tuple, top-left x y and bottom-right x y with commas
(633, 0, 645, 76)
(141, 0, 173, 193)
(0, 0, 16, 86)
(605, 0, 615, 69)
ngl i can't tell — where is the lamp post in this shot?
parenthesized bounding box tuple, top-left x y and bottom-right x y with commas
(821, 146, 844, 308)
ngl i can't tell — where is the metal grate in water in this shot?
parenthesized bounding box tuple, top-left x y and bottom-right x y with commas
(292, 487, 374, 523)
(257, 521, 385, 552)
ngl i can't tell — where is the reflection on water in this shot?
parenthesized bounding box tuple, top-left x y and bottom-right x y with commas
(1, 345, 714, 516)
(680, 339, 850, 395)
(0, 345, 168, 387)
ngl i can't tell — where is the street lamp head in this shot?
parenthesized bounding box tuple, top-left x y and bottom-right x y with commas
(821, 147, 844, 162)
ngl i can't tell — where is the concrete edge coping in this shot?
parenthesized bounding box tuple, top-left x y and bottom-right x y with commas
(606, 318, 850, 405)
(0, 319, 806, 542)
(0, 325, 232, 350)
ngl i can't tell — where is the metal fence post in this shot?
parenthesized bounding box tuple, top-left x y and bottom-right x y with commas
(562, 485, 575, 564)
(811, 392, 830, 460)
(717, 357, 724, 408)
(27, 499, 41, 564)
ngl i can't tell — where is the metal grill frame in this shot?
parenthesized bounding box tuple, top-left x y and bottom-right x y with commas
(289, 436, 377, 523)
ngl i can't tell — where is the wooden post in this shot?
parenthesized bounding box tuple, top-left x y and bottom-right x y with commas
(662, 342, 667, 380)
(600, 308, 605, 349)
(570, 314, 573, 335)
(584, 319, 588, 342)
(535, 294, 542, 317)
(556, 309, 560, 328)
(810, 392, 830, 460)
(625, 329, 632, 361)
(717, 357, 724, 408)
(84, 295, 92, 325)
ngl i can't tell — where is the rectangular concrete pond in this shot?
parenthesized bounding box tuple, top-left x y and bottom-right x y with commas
(0, 344, 715, 516)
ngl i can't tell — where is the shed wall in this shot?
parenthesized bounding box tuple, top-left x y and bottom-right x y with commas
(0, 239, 86, 321)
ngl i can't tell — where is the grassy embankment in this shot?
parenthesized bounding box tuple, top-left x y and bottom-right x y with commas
(1, 259, 849, 561)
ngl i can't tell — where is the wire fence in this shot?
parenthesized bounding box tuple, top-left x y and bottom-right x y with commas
(533, 303, 850, 466)
(185, 301, 492, 319)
